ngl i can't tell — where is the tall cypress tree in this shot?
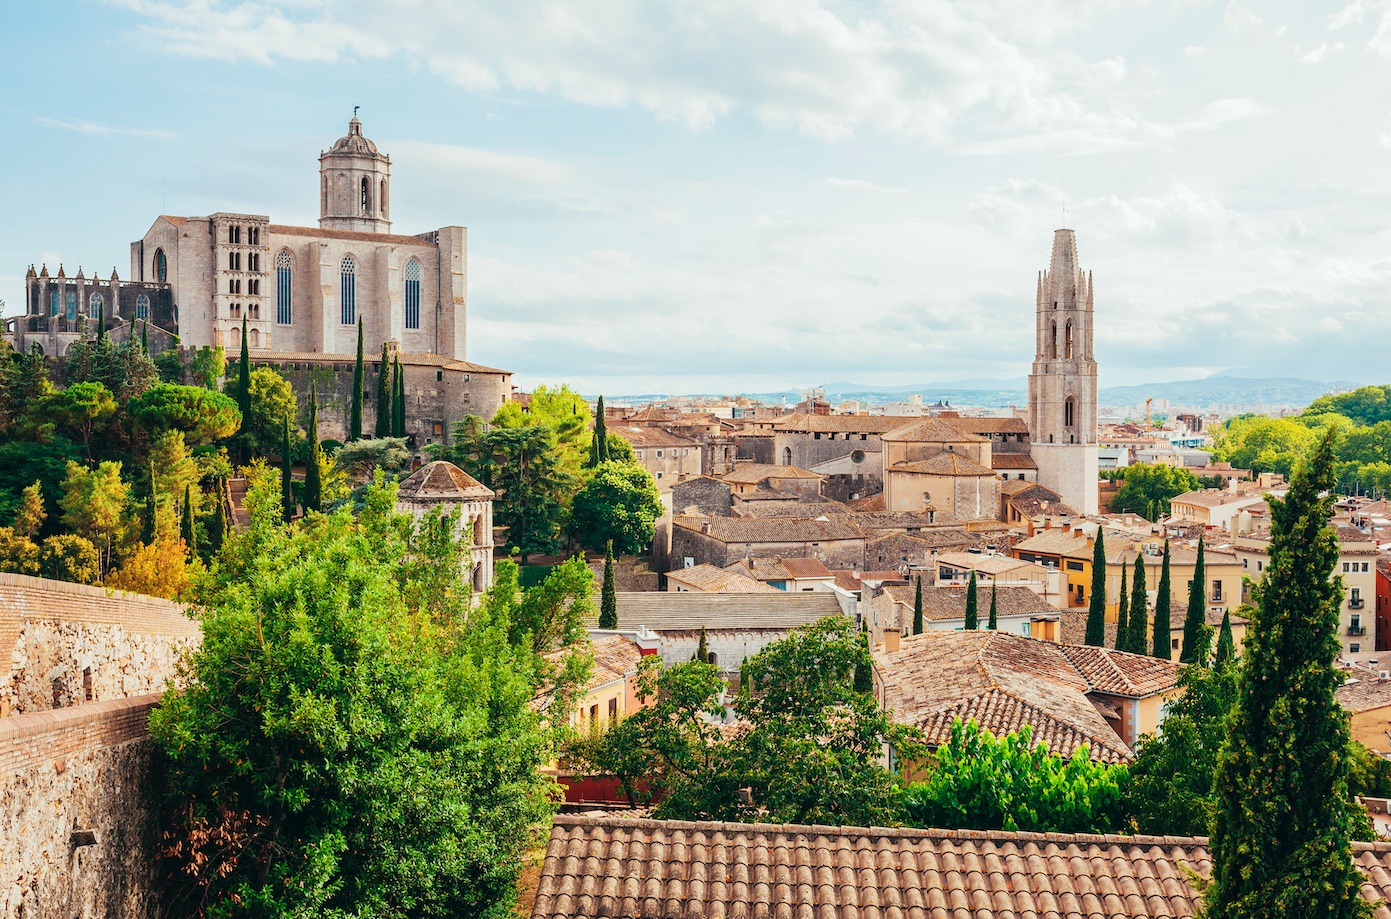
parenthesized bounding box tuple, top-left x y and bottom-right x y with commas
(180, 484, 196, 557)
(964, 570, 979, 630)
(591, 396, 609, 466)
(236, 316, 251, 458)
(140, 319, 149, 355)
(1206, 433, 1369, 918)
(303, 385, 322, 513)
(1152, 540, 1173, 659)
(374, 343, 391, 437)
(280, 419, 296, 523)
(349, 318, 364, 442)
(1084, 529, 1107, 646)
(695, 626, 709, 664)
(1115, 564, 1130, 652)
(392, 356, 406, 438)
(96, 299, 107, 341)
(1180, 535, 1208, 663)
(987, 580, 998, 631)
(913, 575, 924, 635)
(1215, 609, 1236, 666)
(599, 540, 618, 629)
(207, 477, 227, 555)
(141, 467, 157, 545)
(1128, 555, 1148, 654)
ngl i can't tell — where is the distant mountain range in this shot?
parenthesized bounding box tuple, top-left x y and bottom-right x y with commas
(610, 374, 1358, 411)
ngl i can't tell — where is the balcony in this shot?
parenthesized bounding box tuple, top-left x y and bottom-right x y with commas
(1350, 598, 1366, 610)
(1348, 625, 1368, 637)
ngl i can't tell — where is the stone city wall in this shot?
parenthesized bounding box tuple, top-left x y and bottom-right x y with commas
(0, 573, 199, 717)
(0, 695, 164, 919)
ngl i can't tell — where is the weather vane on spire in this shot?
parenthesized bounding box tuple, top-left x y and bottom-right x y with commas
(353, 104, 360, 118)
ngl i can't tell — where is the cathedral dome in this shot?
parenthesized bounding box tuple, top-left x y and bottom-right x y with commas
(327, 116, 384, 157)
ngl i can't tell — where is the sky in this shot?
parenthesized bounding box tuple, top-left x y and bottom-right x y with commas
(3, 1, 1390, 396)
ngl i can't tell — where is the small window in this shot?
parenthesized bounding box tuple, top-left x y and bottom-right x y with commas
(136, 294, 150, 320)
(656, 450, 663, 457)
(436, 370, 443, 382)
(1344, 563, 1351, 573)
(432, 422, 443, 436)
(608, 697, 618, 718)
(1352, 644, 1362, 654)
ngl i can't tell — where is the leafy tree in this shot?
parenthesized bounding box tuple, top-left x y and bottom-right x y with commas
(901, 718, 1128, 834)
(303, 385, 323, 513)
(374, 343, 391, 437)
(349, 318, 364, 442)
(149, 431, 203, 538)
(1205, 433, 1371, 918)
(13, 481, 45, 540)
(987, 580, 998, 630)
(1115, 563, 1129, 652)
(106, 537, 195, 599)
(45, 381, 117, 459)
(567, 460, 663, 555)
(1126, 555, 1148, 654)
(1214, 415, 1318, 476)
(587, 395, 609, 468)
(0, 438, 80, 532)
(14, 342, 52, 406)
(206, 477, 229, 557)
(0, 527, 40, 575)
(1180, 536, 1208, 663)
(38, 533, 100, 584)
(0, 336, 18, 435)
(1153, 540, 1172, 659)
(1128, 657, 1241, 836)
(508, 554, 595, 653)
(964, 570, 979, 629)
(180, 345, 223, 389)
(59, 460, 130, 573)
(493, 385, 592, 478)
(334, 436, 410, 480)
(1305, 385, 1391, 427)
(1084, 528, 1106, 646)
(1110, 463, 1200, 519)
(151, 475, 569, 919)
(853, 629, 874, 694)
(913, 575, 924, 635)
(141, 471, 157, 545)
(128, 383, 240, 446)
(456, 423, 572, 562)
(225, 366, 297, 459)
(599, 540, 618, 629)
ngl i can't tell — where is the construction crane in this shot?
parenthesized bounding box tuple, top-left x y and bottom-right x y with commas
(1145, 397, 1153, 431)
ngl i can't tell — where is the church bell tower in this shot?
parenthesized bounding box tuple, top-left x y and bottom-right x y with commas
(1027, 228, 1100, 514)
(319, 114, 392, 234)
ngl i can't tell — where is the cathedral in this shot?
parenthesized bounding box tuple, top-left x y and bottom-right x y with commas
(7, 116, 511, 445)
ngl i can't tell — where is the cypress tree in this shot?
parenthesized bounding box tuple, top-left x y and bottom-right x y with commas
(180, 484, 196, 557)
(599, 540, 618, 629)
(303, 385, 322, 513)
(591, 396, 609, 466)
(349, 318, 364, 442)
(141, 468, 156, 545)
(695, 626, 709, 664)
(236, 316, 251, 458)
(140, 319, 149, 355)
(964, 570, 979, 630)
(374, 343, 391, 437)
(207, 477, 227, 555)
(280, 419, 296, 523)
(1128, 555, 1148, 654)
(1180, 535, 1208, 663)
(392, 356, 406, 438)
(1206, 433, 1369, 918)
(1215, 608, 1236, 666)
(1152, 540, 1173, 659)
(1084, 529, 1107, 646)
(1115, 564, 1130, 652)
(913, 575, 924, 635)
(96, 299, 106, 341)
(987, 580, 998, 630)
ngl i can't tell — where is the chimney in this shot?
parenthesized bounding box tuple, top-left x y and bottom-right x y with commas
(884, 628, 901, 654)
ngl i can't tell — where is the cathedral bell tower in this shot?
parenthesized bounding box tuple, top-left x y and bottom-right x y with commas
(319, 113, 392, 234)
(1027, 228, 1100, 514)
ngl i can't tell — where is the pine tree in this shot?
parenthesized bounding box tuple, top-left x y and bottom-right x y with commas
(15, 481, 46, 541)
(281, 420, 296, 523)
(913, 575, 924, 635)
(695, 625, 709, 664)
(236, 316, 251, 459)
(180, 484, 196, 557)
(599, 540, 618, 629)
(1152, 540, 1173, 659)
(988, 580, 998, 630)
(303, 385, 322, 513)
(1114, 564, 1130, 651)
(1206, 433, 1370, 918)
(1084, 528, 1107, 646)
(374, 343, 391, 437)
(392, 356, 406, 438)
(1180, 535, 1208, 663)
(1215, 609, 1236, 666)
(1127, 555, 1148, 654)
(964, 570, 979, 630)
(349, 318, 364, 442)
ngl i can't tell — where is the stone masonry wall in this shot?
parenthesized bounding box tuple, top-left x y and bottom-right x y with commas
(0, 574, 200, 717)
(0, 696, 164, 919)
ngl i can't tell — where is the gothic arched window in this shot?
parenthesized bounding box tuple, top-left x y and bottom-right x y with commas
(1065, 321, 1074, 359)
(50, 290, 59, 317)
(1049, 321, 1057, 359)
(154, 248, 167, 283)
(66, 291, 77, 321)
(340, 255, 356, 325)
(276, 251, 293, 325)
(360, 177, 371, 215)
(89, 292, 104, 322)
(136, 294, 150, 320)
(783, 446, 793, 466)
(1065, 396, 1076, 428)
(404, 259, 421, 329)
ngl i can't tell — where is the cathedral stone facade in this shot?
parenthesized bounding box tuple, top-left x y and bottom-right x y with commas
(1027, 229, 1100, 515)
(7, 116, 510, 447)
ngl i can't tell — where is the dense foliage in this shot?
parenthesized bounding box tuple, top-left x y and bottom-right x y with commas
(1109, 462, 1200, 519)
(567, 460, 664, 555)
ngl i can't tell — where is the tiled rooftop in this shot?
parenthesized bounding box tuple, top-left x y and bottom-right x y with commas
(395, 460, 494, 502)
(890, 454, 997, 477)
(664, 564, 780, 593)
(613, 591, 842, 632)
(881, 417, 990, 444)
(615, 426, 701, 449)
(881, 584, 1057, 622)
(720, 463, 824, 485)
(673, 515, 866, 543)
(770, 414, 913, 434)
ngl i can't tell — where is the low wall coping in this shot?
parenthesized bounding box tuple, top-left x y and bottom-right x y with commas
(0, 693, 161, 745)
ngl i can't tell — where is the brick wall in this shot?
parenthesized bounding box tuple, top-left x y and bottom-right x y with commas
(0, 695, 164, 918)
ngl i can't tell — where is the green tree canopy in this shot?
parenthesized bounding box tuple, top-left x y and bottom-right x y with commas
(1305, 385, 1391, 427)
(567, 460, 663, 555)
(224, 366, 297, 458)
(1110, 463, 1201, 519)
(493, 385, 592, 477)
(1213, 415, 1319, 476)
(128, 383, 241, 445)
(44, 381, 117, 458)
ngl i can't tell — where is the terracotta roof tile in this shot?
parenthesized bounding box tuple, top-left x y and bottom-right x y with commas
(778, 557, 835, 579)
(881, 584, 1056, 622)
(891, 454, 997, 477)
(664, 564, 781, 593)
(950, 417, 1031, 435)
(673, 515, 866, 543)
(267, 222, 441, 246)
(395, 460, 493, 501)
(848, 492, 886, 511)
(770, 414, 915, 434)
(719, 463, 824, 485)
(991, 453, 1039, 470)
(614, 426, 701, 448)
(613, 591, 841, 631)
(881, 417, 991, 444)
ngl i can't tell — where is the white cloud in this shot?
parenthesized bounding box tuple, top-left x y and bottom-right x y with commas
(34, 115, 177, 139)
(1297, 42, 1345, 63)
